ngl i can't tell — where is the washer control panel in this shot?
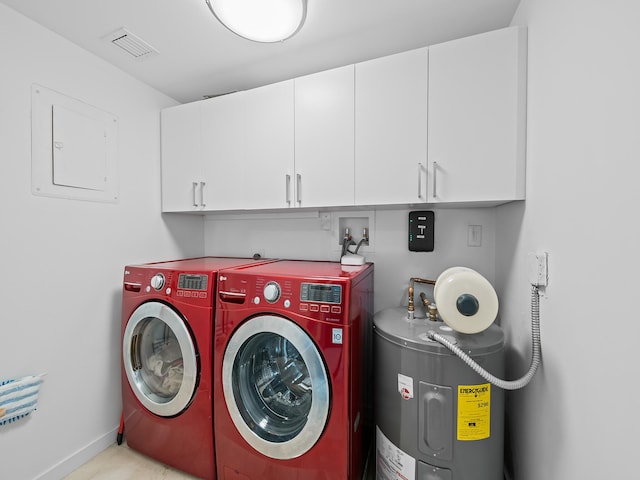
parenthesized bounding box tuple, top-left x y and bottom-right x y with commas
(219, 275, 348, 323)
(300, 283, 342, 304)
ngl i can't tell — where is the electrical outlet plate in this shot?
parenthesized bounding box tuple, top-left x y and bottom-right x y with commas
(319, 212, 332, 230)
(528, 252, 548, 286)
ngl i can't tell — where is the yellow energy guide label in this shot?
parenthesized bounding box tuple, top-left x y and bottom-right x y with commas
(457, 383, 491, 441)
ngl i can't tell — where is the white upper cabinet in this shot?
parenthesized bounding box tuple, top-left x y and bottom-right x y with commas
(294, 65, 355, 208)
(199, 80, 294, 211)
(161, 101, 203, 212)
(201, 91, 245, 210)
(427, 26, 527, 204)
(243, 80, 295, 210)
(355, 48, 428, 206)
(160, 26, 527, 212)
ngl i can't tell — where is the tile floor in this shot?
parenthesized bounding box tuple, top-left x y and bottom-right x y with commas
(64, 441, 375, 479)
(63, 442, 199, 480)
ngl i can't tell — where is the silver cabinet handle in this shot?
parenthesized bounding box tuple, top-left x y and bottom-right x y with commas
(432, 161, 438, 199)
(296, 173, 302, 205)
(286, 174, 291, 205)
(418, 163, 424, 200)
(200, 181, 206, 207)
(192, 182, 198, 207)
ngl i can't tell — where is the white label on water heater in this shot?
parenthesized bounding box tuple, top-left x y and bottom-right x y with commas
(376, 426, 416, 480)
(397, 373, 414, 400)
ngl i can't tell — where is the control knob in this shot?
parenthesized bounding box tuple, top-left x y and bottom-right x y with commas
(151, 273, 165, 291)
(263, 281, 281, 303)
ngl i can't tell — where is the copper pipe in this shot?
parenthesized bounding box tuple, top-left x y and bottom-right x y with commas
(411, 277, 437, 286)
(407, 277, 436, 319)
(419, 292, 430, 308)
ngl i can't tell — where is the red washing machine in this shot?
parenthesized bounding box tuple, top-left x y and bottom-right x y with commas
(213, 260, 374, 480)
(121, 257, 274, 480)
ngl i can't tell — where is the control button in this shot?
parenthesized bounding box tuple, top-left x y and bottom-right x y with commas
(284, 299, 291, 308)
(177, 290, 183, 297)
(165, 288, 172, 295)
(331, 306, 342, 314)
(300, 304, 308, 311)
(150, 274, 165, 291)
(145, 286, 151, 293)
(263, 282, 281, 303)
(310, 305, 319, 312)
(320, 305, 330, 313)
(199, 292, 207, 298)
(254, 296, 261, 305)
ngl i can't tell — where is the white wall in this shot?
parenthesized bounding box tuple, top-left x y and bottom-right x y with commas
(0, 5, 203, 479)
(204, 207, 498, 314)
(499, 1, 640, 479)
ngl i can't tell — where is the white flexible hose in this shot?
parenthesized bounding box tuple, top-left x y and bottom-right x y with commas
(428, 285, 542, 390)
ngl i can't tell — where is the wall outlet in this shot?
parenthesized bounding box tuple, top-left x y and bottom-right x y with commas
(528, 252, 548, 286)
(320, 212, 331, 230)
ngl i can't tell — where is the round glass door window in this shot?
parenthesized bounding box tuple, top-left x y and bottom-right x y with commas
(222, 315, 329, 459)
(123, 302, 198, 417)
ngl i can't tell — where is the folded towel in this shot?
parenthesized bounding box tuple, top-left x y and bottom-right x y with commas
(0, 374, 46, 426)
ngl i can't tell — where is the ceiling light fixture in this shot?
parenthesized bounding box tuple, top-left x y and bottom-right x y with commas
(205, 0, 307, 43)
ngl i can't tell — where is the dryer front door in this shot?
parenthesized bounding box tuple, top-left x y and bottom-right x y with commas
(222, 315, 330, 459)
(123, 301, 198, 417)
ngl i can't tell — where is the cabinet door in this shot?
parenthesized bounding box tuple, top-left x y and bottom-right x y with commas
(160, 102, 202, 212)
(355, 48, 428, 206)
(201, 92, 245, 210)
(427, 26, 527, 204)
(243, 80, 295, 210)
(294, 65, 355, 208)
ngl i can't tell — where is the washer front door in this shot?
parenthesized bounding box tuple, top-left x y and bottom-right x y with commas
(123, 301, 198, 417)
(222, 315, 330, 459)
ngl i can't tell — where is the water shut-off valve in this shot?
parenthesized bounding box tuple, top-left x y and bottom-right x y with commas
(407, 277, 438, 321)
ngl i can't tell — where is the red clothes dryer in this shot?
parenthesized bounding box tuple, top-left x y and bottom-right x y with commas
(121, 257, 273, 480)
(213, 260, 374, 479)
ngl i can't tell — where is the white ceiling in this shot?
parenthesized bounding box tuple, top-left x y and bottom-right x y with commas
(1, 0, 521, 104)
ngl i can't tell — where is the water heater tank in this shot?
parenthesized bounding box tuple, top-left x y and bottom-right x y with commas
(373, 307, 505, 480)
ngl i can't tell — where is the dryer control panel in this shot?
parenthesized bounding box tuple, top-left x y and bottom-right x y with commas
(123, 267, 215, 308)
(178, 273, 209, 291)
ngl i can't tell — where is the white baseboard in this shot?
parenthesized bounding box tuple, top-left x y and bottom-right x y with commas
(35, 427, 118, 480)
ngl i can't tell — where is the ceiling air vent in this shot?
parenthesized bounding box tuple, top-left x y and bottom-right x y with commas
(103, 28, 158, 61)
